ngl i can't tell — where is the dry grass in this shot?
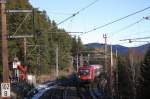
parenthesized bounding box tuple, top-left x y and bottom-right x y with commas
(37, 66, 74, 83)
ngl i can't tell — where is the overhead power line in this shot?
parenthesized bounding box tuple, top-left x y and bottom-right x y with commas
(120, 36, 150, 41)
(80, 6, 150, 36)
(57, 0, 99, 25)
(48, 31, 83, 34)
(130, 40, 150, 43)
(111, 18, 144, 37)
(143, 16, 150, 20)
(112, 15, 150, 36)
(12, 13, 30, 36)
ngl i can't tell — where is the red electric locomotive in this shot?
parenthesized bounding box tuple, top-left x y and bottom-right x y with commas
(78, 64, 103, 82)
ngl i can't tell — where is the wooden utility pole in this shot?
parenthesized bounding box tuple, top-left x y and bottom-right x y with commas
(76, 54, 79, 71)
(103, 34, 113, 98)
(0, 0, 9, 83)
(115, 49, 119, 98)
(80, 54, 83, 66)
(76, 37, 79, 71)
(56, 44, 59, 77)
(110, 45, 113, 80)
(0, 0, 10, 98)
(103, 34, 107, 72)
(22, 37, 27, 63)
(110, 44, 113, 97)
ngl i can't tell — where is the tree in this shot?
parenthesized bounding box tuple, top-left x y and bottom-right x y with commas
(0, 0, 80, 76)
(71, 36, 85, 68)
(117, 55, 134, 99)
(137, 47, 150, 99)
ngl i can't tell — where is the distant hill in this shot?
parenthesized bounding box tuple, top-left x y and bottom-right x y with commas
(85, 43, 104, 49)
(85, 43, 149, 54)
(132, 44, 149, 54)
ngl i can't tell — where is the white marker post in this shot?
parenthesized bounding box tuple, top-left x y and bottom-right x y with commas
(13, 57, 21, 80)
(1, 83, 10, 97)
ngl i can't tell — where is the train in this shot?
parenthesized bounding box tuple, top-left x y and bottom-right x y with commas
(77, 64, 103, 82)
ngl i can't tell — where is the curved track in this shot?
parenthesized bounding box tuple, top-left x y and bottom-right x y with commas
(25, 73, 110, 99)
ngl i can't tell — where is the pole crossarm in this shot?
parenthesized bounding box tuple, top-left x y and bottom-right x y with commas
(143, 16, 150, 20)
(6, 10, 33, 13)
(8, 35, 33, 39)
(27, 45, 40, 47)
(130, 40, 150, 43)
(0, 0, 6, 3)
(120, 36, 150, 41)
(120, 37, 150, 44)
(80, 51, 104, 53)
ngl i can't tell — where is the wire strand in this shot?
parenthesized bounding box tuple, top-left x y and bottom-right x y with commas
(111, 18, 144, 37)
(12, 13, 30, 36)
(57, 0, 99, 25)
(80, 6, 150, 36)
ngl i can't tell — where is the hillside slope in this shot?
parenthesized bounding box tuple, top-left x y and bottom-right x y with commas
(85, 43, 149, 54)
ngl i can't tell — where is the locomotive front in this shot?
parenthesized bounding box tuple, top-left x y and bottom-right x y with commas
(78, 64, 103, 82)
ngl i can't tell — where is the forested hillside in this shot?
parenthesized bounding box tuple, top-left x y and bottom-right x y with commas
(0, 0, 84, 76)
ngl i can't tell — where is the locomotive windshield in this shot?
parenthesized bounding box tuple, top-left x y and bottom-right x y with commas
(79, 69, 89, 75)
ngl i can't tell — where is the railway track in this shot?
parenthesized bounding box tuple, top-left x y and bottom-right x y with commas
(76, 85, 90, 99)
(82, 73, 108, 99)
(25, 73, 108, 99)
(39, 86, 81, 99)
(63, 86, 81, 99)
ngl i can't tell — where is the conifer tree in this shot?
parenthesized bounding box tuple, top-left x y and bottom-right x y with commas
(0, 0, 79, 75)
(137, 47, 150, 99)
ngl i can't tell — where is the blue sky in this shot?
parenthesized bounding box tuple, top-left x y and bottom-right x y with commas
(29, 0, 150, 47)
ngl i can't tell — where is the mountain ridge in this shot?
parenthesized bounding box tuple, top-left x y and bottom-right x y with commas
(85, 43, 149, 54)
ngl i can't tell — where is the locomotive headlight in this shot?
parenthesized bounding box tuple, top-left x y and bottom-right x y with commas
(88, 76, 91, 79)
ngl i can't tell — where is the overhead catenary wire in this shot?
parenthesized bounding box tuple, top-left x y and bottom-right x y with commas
(80, 6, 150, 36)
(43, 0, 99, 34)
(109, 16, 149, 45)
(131, 30, 150, 36)
(115, 42, 129, 45)
(119, 39, 150, 47)
(12, 13, 30, 36)
(111, 18, 144, 37)
(119, 36, 150, 46)
(57, 0, 99, 25)
(130, 40, 150, 43)
(48, 11, 74, 15)
(120, 36, 150, 41)
(110, 15, 150, 38)
(48, 31, 83, 34)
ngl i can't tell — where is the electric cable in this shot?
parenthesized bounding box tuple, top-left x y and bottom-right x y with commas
(12, 13, 30, 36)
(111, 18, 144, 37)
(57, 0, 99, 25)
(120, 36, 150, 41)
(80, 6, 150, 36)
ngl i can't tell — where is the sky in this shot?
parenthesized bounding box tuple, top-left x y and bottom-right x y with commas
(29, 0, 150, 47)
